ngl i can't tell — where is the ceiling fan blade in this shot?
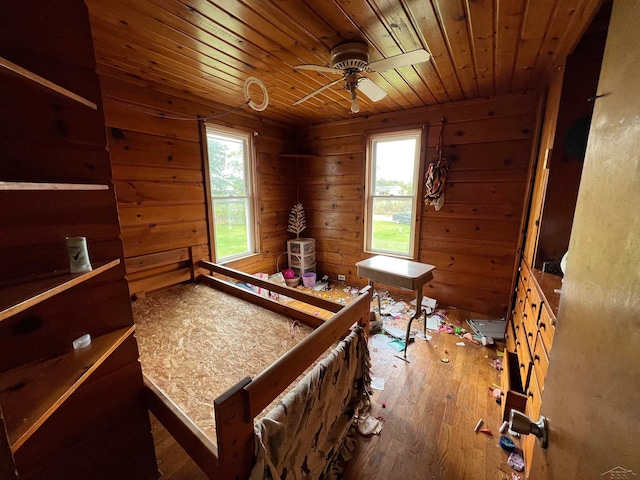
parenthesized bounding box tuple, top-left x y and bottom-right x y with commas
(358, 78, 387, 102)
(293, 78, 342, 105)
(368, 49, 431, 72)
(294, 64, 343, 74)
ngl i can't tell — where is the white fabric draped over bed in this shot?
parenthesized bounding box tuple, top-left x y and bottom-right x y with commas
(250, 326, 371, 480)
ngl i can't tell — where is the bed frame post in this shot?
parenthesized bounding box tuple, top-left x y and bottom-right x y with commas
(214, 377, 254, 479)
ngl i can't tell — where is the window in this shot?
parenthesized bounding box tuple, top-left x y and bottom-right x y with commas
(205, 126, 257, 262)
(365, 129, 423, 257)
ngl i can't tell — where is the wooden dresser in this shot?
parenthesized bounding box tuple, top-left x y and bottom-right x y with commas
(502, 258, 562, 475)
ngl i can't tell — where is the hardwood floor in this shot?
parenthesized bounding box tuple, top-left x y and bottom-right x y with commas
(342, 310, 515, 479)
(150, 413, 208, 480)
(149, 303, 519, 480)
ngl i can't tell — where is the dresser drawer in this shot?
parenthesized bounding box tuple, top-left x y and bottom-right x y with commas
(513, 292, 525, 332)
(519, 257, 530, 279)
(523, 367, 543, 479)
(523, 432, 536, 478)
(514, 286, 526, 320)
(525, 271, 542, 314)
(533, 333, 550, 388)
(518, 259, 530, 293)
(527, 364, 542, 420)
(538, 305, 555, 352)
(505, 319, 516, 353)
(523, 300, 538, 350)
(515, 320, 533, 391)
(500, 351, 527, 422)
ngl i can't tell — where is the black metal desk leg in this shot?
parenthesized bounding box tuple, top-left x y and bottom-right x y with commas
(371, 280, 380, 316)
(398, 289, 424, 361)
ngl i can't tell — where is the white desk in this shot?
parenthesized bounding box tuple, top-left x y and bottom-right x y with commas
(356, 255, 435, 360)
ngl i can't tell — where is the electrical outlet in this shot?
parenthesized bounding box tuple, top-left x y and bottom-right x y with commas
(338, 274, 346, 281)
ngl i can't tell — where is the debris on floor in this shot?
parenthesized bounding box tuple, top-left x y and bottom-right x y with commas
(370, 376, 385, 391)
(356, 413, 383, 436)
(474, 418, 484, 432)
(467, 318, 507, 341)
(507, 449, 525, 472)
(499, 435, 516, 452)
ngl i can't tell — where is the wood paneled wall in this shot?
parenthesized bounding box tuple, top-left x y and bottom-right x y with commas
(97, 71, 539, 315)
(0, 1, 158, 476)
(297, 92, 541, 315)
(98, 75, 296, 296)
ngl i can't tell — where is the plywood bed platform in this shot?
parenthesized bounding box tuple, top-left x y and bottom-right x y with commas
(135, 261, 371, 479)
(133, 282, 333, 440)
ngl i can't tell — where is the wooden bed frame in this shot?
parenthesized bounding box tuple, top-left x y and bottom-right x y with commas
(143, 261, 372, 479)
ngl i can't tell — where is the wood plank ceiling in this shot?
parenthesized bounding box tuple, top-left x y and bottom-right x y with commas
(86, 0, 603, 126)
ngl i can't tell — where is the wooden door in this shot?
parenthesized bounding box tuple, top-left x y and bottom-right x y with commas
(529, 1, 640, 477)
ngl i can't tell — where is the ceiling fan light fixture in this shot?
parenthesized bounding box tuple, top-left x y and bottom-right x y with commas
(344, 72, 360, 113)
(350, 88, 360, 113)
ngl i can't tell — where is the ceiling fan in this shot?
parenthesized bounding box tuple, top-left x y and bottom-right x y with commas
(293, 42, 431, 113)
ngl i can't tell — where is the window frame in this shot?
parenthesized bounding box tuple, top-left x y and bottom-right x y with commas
(364, 126, 425, 259)
(203, 123, 259, 264)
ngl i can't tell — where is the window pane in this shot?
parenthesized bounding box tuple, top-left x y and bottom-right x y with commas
(370, 197, 412, 255)
(207, 135, 246, 197)
(373, 138, 416, 195)
(206, 126, 256, 263)
(213, 198, 250, 259)
(366, 129, 421, 257)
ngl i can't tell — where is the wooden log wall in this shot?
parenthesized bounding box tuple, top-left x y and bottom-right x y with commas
(97, 75, 296, 296)
(297, 92, 541, 316)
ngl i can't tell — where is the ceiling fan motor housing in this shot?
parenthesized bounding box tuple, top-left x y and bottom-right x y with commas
(331, 42, 369, 71)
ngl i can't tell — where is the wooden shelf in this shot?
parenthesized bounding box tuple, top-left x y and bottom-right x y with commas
(0, 182, 109, 191)
(0, 326, 135, 452)
(0, 260, 120, 321)
(0, 56, 97, 110)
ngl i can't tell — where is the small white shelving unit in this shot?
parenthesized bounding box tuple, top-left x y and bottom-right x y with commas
(287, 238, 316, 277)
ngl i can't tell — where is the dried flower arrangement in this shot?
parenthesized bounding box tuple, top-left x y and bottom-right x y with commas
(287, 202, 307, 238)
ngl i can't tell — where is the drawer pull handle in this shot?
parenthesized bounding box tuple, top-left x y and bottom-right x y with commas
(540, 322, 546, 330)
(534, 355, 540, 363)
(531, 303, 537, 309)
